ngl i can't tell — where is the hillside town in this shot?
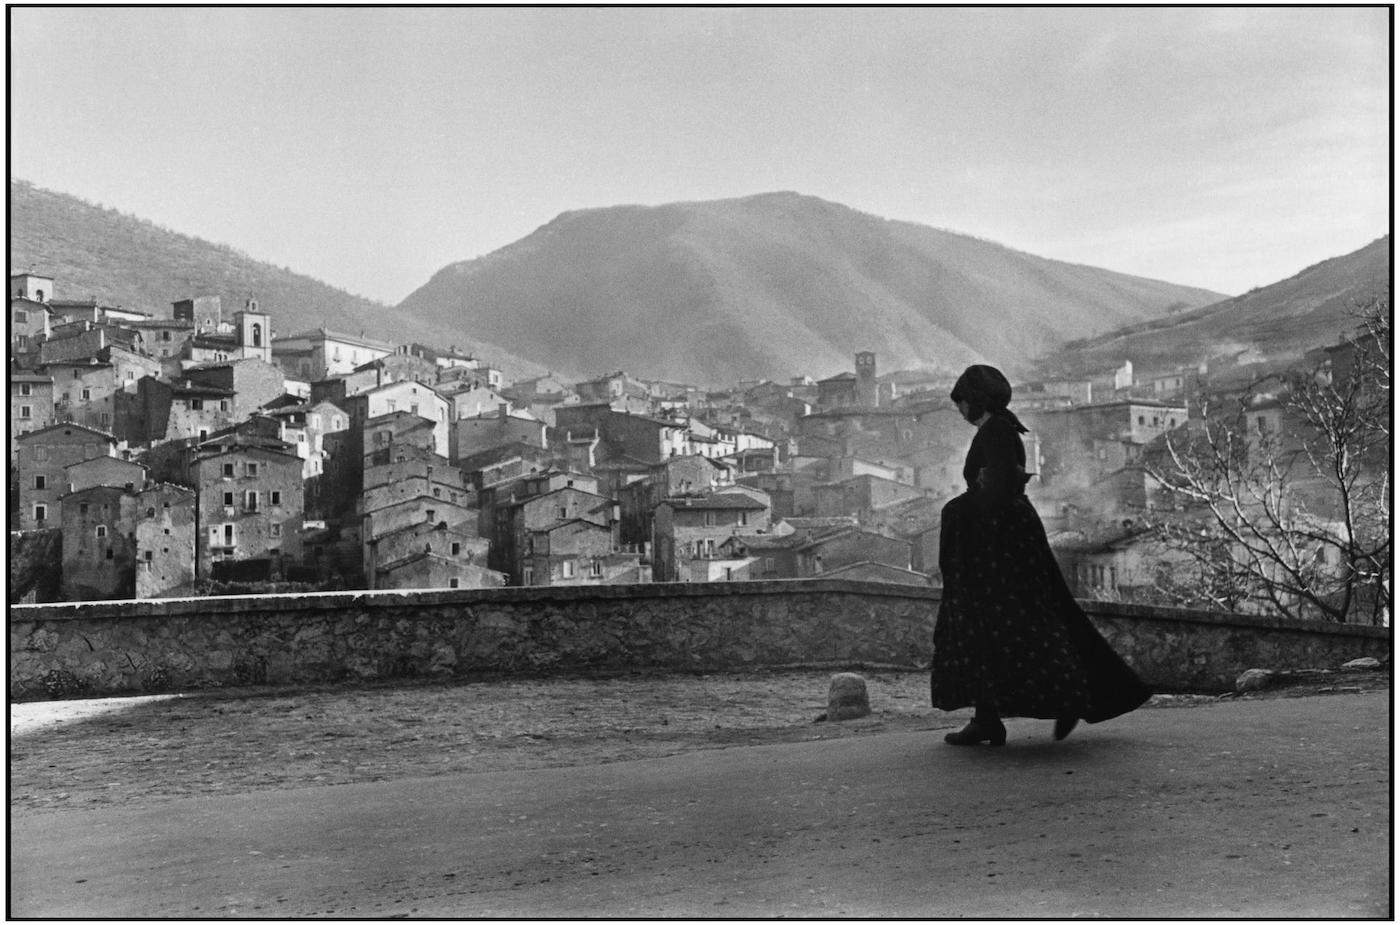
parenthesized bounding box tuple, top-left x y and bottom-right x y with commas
(8, 271, 1387, 623)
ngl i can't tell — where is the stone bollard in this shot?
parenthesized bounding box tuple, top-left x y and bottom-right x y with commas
(1235, 668, 1274, 693)
(827, 672, 871, 721)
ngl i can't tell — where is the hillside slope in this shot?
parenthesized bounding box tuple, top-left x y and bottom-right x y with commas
(8, 180, 547, 379)
(1034, 236, 1391, 379)
(396, 192, 1226, 388)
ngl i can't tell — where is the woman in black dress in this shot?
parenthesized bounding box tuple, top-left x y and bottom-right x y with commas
(930, 365, 1150, 746)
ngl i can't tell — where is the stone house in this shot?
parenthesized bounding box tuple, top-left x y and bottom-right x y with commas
(15, 422, 117, 530)
(341, 380, 452, 459)
(493, 483, 617, 584)
(821, 560, 930, 586)
(451, 404, 548, 464)
(134, 376, 238, 444)
(615, 454, 734, 550)
(10, 372, 54, 458)
(190, 440, 305, 576)
(518, 517, 643, 587)
(271, 327, 395, 381)
(553, 403, 688, 465)
(183, 358, 287, 420)
(127, 318, 196, 361)
(10, 296, 53, 357)
(796, 527, 912, 577)
(366, 520, 493, 590)
(134, 483, 197, 598)
(438, 384, 511, 421)
(171, 295, 224, 333)
(60, 484, 139, 600)
(816, 371, 859, 409)
(813, 473, 925, 519)
(374, 551, 507, 591)
(361, 494, 475, 556)
(65, 455, 147, 494)
(652, 491, 772, 582)
(457, 442, 556, 493)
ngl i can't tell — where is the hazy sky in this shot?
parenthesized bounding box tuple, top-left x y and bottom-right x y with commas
(9, 7, 1390, 305)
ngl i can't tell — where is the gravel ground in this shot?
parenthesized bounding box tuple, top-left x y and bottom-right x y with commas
(9, 667, 1385, 816)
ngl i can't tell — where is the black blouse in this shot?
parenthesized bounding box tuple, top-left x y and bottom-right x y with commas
(962, 415, 1029, 502)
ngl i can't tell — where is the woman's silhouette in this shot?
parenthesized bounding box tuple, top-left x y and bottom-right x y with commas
(930, 365, 1149, 746)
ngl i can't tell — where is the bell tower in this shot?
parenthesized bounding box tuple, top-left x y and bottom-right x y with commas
(855, 351, 878, 407)
(235, 298, 272, 363)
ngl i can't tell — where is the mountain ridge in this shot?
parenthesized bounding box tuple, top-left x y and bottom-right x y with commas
(8, 179, 549, 380)
(1032, 234, 1391, 379)
(397, 192, 1227, 388)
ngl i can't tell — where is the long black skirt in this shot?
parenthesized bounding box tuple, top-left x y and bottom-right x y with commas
(930, 493, 1150, 723)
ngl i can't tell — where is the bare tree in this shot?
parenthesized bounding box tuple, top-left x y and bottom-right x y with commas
(1142, 295, 1390, 624)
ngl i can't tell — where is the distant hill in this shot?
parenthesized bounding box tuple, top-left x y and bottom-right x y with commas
(395, 192, 1227, 389)
(8, 180, 547, 380)
(1032, 236, 1391, 380)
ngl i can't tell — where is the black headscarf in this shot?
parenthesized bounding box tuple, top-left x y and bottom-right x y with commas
(950, 364, 1028, 433)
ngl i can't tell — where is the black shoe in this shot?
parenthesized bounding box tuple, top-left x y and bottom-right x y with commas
(944, 719, 1007, 747)
(1053, 715, 1079, 741)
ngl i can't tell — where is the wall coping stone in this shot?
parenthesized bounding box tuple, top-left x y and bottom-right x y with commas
(10, 580, 1389, 644)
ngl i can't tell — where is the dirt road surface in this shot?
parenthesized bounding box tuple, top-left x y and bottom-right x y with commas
(9, 669, 1390, 917)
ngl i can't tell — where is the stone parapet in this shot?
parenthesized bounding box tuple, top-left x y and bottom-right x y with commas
(8, 581, 1389, 700)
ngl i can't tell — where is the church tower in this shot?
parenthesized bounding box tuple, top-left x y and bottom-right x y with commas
(855, 351, 878, 407)
(235, 298, 272, 363)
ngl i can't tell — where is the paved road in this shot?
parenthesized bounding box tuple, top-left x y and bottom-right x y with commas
(10, 692, 1389, 918)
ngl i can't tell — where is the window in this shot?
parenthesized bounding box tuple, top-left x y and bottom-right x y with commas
(20, 383, 32, 396)
(251, 323, 262, 347)
(105, 548, 114, 560)
(33, 503, 46, 523)
(161, 330, 172, 342)
(146, 507, 155, 518)
(14, 310, 27, 323)
(19, 404, 31, 419)
(523, 566, 533, 585)
(244, 490, 258, 512)
(562, 560, 576, 578)
(33, 446, 47, 462)
(739, 511, 748, 526)
(410, 403, 419, 416)
(223, 524, 235, 547)
(246, 462, 259, 477)
(220, 400, 230, 412)
(704, 511, 715, 526)
(223, 491, 235, 507)
(95, 525, 108, 538)
(79, 503, 89, 516)
(558, 506, 568, 519)
(144, 550, 154, 561)
(432, 487, 441, 498)
(270, 522, 281, 537)
(450, 542, 461, 556)
(191, 399, 204, 411)
(387, 400, 397, 412)
(270, 491, 281, 506)
(705, 538, 716, 558)
(449, 578, 460, 589)
(81, 388, 92, 401)
(223, 462, 235, 478)
(426, 509, 436, 522)
(590, 560, 603, 577)
(33, 475, 45, 490)
(1137, 415, 1145, 425)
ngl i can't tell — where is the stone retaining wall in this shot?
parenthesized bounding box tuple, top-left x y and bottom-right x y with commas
(8, 581, 1390, 701)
